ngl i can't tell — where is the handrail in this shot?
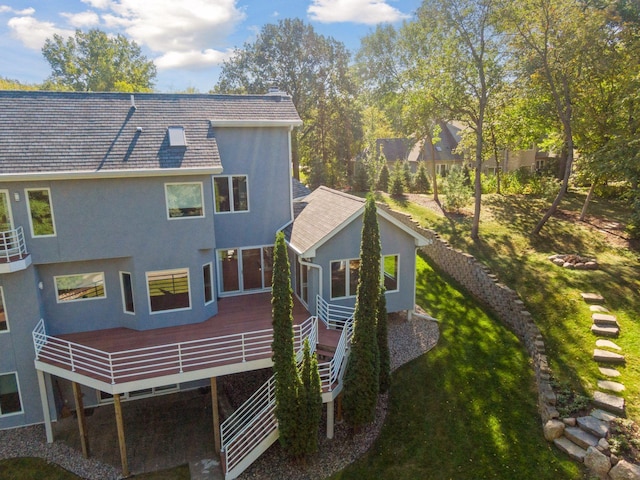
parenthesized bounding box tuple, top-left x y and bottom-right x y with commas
(32, 316, 317, 385)
(316, 295, 355, 329)
(0, 226, 28, 261)
(221, 316, 319, 477)
(317, 310, 355, 392)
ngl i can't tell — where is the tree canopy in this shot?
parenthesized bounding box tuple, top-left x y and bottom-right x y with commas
(42, 29, 156, 92)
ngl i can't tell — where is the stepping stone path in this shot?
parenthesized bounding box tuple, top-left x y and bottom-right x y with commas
(552, 293, 631, 476)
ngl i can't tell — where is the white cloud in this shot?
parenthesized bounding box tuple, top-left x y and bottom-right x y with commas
(0, 6, 35, 15)
(155, 48, 232, 70)
(308, 0, 410, 24)
(61, 10, 100, 28)
(7, 15, 74, 50)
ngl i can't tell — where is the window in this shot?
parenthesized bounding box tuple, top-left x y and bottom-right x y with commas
(168, 126, 186, 147)
(217, 246, 273, 294)
(203, 263, 214, 304)
(0, 373, 22, 416)
(383, 255, 399, 292)
(120, 272, 135, 314)
(213, 176, 249, 213)
(165, 183, 204, 219)
(55, 273, 106, 303)
(26, 188, 56, 237)
(147, 268, 190, 313)
(330, 259, 360, 299)
(0, 287, 7, 332)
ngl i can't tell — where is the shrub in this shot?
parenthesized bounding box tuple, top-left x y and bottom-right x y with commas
(414, 162, 431, 193)
(441, 166, 472, 211)
(377, 163, 390, 192)
(389, 162, 405, 197)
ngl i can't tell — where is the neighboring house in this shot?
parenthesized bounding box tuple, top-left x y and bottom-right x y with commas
(482, 146, 558, 175)
(0, 91, 428, 478)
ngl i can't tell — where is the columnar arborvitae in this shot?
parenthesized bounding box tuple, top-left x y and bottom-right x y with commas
(298, 337, 322, 456)
(271, 231, 300, 453)
(343, 195, 381, 429)
(376, 286, 391, 393)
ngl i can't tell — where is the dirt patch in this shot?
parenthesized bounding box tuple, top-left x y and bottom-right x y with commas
(403, 194, 446, 217)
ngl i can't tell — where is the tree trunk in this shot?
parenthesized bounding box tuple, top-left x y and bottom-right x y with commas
(427, 130, 439, 203)
(579, 181, 596, 221)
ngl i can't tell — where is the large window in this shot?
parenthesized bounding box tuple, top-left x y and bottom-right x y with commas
(217, 246, 273, 294)
(165, 183, 204, 219)
(120, 272, 135, 314)
(383, 254, 399, 292)
(203, 263, 214, 305)
(0, 287, 7, 332)
(55, 272, 106, 303)
(26, 188, 56, 237)
(213, 176, 249, 213)
(0, 373, 22, 416)
(330, 259, 360, 299)
(147, 268, 191, 313)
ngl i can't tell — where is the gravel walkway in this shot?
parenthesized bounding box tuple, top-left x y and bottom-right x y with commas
(0, 312, 439, 480)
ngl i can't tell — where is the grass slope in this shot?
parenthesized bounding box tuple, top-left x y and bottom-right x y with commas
(331, 255, 584, 480)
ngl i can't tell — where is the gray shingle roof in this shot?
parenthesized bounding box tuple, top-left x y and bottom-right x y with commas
(0, 91, 302, 178)
(286, 187, 365, 256)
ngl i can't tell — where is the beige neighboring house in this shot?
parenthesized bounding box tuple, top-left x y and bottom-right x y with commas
(482, 146, 558, 174)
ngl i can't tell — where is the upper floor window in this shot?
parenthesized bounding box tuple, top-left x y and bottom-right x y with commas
(55, 272, 106, 303)
(213, 176, 249, 213)
(26, 188, 56, 237)
(0, 372, 23, 416)
(330, 259, 360, 299)
(165, 183, 204, 219)
(0, 287, 7, 332)
(382, 254, 399, 292)
(147, 268, 191, 313)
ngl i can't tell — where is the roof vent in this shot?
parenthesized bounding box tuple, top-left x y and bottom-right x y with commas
(130, 94, 136, 110)
(168, 126, 186, 147)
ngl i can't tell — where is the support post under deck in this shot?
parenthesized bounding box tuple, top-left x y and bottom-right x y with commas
(36, 370, 53, 443)
(211, 377, 221, 455)
(72, 381, 90, 458)
(326, 399, 335, 439)
(113, 393, 129, 477)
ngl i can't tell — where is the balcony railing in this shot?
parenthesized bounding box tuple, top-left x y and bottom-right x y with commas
(0, 226, 28, 262)
(33, 316, 319, 385)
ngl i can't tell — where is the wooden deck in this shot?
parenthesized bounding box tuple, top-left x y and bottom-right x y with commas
(36, 293, 341, 387)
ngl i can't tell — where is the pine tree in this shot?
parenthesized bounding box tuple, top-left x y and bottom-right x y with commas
(271, 231, 301, 454)
(352, 160, 371, 192)
(343, 195, 381, 429)
(377, 163, 390, 192)
(377, 286, 391, 393)
(414, 161, 431, 193)
(402, 161, 413, 192)
(299, 338, 322, 455)
(390, 161, 405, 197)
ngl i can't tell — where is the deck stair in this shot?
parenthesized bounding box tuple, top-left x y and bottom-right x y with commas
(220, 296, 355, 480)
(316, 343, 337, 362)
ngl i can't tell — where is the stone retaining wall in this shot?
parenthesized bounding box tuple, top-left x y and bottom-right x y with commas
(385, 207, 559, 423)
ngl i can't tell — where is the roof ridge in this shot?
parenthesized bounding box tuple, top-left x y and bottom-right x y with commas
(316, 186, 365, 203)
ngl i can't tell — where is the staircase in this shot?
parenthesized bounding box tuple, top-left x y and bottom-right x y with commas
(553, 293, 626, 462)
(220, 297, 355, 480)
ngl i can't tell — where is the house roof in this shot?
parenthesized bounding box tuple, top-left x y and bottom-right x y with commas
(409, 121, 463, 163)
(376, 138, 411, 162)
(285, 186, 429, 257)
(0, 90, 302, 181)
(291, 178, 311, 199)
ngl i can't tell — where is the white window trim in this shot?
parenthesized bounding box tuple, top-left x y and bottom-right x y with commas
(119, 271, 135, 315)
(213, 175, 250, 214)
(25, 187, 57, 238)
(203, 262, 215, 305)
(164, 182, 205, 220)
(382, 254, 400, 293)
(0, 371, 23, 417)
(54, 272, 106, 304)
(146, 268, 192, 315)
(0, 287, 9, 334)
(330, 258, 360, 300)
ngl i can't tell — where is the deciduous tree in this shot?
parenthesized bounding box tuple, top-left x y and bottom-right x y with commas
(42, 29, 156, 92)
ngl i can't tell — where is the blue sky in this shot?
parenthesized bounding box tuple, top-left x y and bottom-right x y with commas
(0, 0, 421, 92)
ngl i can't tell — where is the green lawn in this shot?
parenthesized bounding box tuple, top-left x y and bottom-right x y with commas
(331, 255, 585, 480)
(380, 191, 640, 420)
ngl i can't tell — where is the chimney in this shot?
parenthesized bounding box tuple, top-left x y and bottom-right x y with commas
(130, 94, 136, 110)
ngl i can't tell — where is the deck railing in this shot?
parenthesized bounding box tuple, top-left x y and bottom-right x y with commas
(317, 310, 354, 392)
(32, 315, 318, 385)
(316, 295, 355, 330)
(0, 226, 28, 262)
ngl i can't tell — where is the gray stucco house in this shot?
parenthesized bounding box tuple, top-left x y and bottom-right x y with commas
(0, 90, 427, 478)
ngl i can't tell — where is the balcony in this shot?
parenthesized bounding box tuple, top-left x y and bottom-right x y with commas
(33, 293, 341, 395)
(0, 226, 31, 273)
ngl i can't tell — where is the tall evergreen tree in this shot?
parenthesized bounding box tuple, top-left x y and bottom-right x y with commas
(377, 286, 391, 393)
(414, 161, 431, 193)
(377, 163, 390, 192)
(343, 195, 381, 429)
(390, 161, 405, 197)
(299, 338, 322, 456)
(271, 231, 301, 454)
